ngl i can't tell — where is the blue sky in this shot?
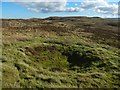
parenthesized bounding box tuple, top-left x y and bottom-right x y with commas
(1, 0, 119, 19)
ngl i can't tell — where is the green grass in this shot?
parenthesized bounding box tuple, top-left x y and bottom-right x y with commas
(2, 17, 120, 88)
(2, 36, 120, 88)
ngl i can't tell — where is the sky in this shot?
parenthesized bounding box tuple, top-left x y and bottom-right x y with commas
(1, 0, 119, 19)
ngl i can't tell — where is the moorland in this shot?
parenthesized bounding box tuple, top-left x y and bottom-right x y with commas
(1, 16, 120, 88)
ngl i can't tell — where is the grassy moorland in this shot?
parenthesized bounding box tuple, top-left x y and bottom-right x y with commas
(1, 16, 120, 88)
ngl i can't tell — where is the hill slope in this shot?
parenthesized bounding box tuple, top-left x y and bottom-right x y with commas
(1, 17, 120, 88)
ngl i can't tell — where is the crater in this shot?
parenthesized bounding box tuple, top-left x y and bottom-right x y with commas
(24, 45, 102, 70)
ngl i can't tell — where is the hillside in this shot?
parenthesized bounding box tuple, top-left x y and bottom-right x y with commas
(1, 17, 120, 88)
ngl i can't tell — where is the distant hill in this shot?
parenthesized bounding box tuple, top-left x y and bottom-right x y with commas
(105, 18, 120, 20)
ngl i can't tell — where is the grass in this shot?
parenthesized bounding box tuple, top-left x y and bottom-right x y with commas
(2, 17, 120, 88)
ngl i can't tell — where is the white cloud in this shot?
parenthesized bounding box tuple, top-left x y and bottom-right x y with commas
(75, 3, 78, 6)
(96, 5, 118, 15)
(18, 1, 67, 13)
(15, 0, 82, 13)
(80, 0, 107, 9)
(66, 7, 82, 12)
(11, 0, 67, 2)
(8, 0, 118, 16)
(80, 0, 118, 15)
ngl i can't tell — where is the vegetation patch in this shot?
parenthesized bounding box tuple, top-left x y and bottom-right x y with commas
(2, 17, 120, 88)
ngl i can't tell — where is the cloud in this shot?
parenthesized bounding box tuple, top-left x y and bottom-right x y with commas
(11, 0, 118, 15)
(96, 4, 118, 15)
(17, 0, 67, 13)
(80, 0, 118, 15)
(66, 7, 82, 12)
(11, 0, 66, 2)
(75, 3, 78, 6)
(15, 0, 82, 13)
(80, 0, 107, 9)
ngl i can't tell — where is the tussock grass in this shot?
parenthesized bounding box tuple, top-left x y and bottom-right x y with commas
(2, 17, 120, 88)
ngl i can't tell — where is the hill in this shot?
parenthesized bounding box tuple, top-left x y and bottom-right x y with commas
(105, 18, 120, 20)
(1, 16, 120, 88)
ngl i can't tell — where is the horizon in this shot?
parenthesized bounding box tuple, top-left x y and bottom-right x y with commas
(1, 16, 120, 19)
